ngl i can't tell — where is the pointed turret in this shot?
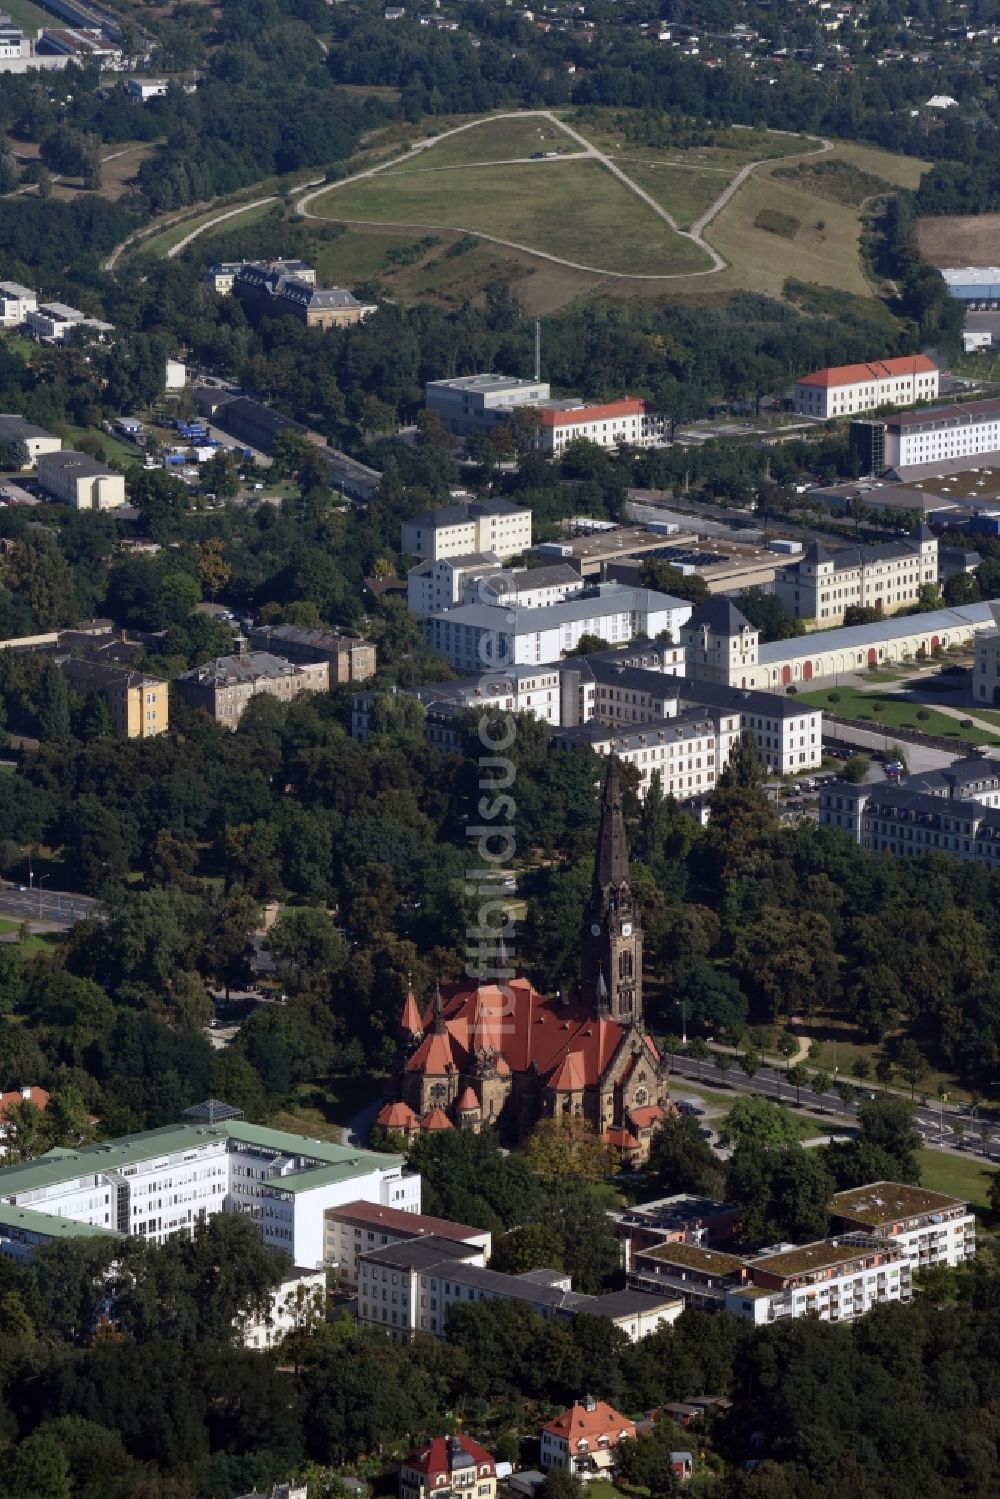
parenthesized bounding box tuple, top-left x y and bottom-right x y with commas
(432, 982, 446, 1035)
(400, 977, 423, 1040)
(595, 964, 610, 1016)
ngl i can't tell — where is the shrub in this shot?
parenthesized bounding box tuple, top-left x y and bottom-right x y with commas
(916, 709, 930, 721)
(827, 691, 841, 703)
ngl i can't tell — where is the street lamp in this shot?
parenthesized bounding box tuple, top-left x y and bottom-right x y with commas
(679, 996, 688, 1048)
(37, 874, 48, 918)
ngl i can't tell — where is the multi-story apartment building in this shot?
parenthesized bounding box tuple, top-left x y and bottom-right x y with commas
(423, 584, 692, 672)
(241, 1265, 327, 1350)
(540, 1399, 636, 1482)
(828, 1183, 975, 1270)
(401, 499, 532, 562)
(629, 1233, 913, 1325)
(774, 528, 938, 626)
(853, 396, 1000, 474)
(358, 1234, 681, 1342)
(425, 374, 551, 435)
(400, 1435, 496, 1499)
(0, 1111, 418, 1268)
(793, 355, 938, 419)
(37, 450, 125, 510)
(553, 710, 742, 801)
(246, 624, 376, 683)
(60, 658, 168, 739)
(819, 755, 1000, 868)
(0, 280, 37, 325)
(324, 1200, 490, 1290)
(176, 652, 329, 727)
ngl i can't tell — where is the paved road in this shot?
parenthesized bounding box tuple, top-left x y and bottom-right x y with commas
(0, 887, 99, 928)
(666, 1051, 1000, 1158)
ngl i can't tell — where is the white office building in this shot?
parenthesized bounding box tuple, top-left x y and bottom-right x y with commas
(26, 303, 114, 343)
(0, 1111, 419, 1270)
(401, 499, 532, 562)
(0, 280, 36, 325)
(792, 355, 938, 419)
(407, 552, 501, 616)
(424, 584, 692, 672)
(866, 397, 1000, 472)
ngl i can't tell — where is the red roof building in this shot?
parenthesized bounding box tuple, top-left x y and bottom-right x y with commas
(401, 1435, 497, 1499)
(541, 1398, 636, 1480)
(793, 355, 938, 419)
(0, 1087, 49, 1122)
(534, 398, 658, 454)
(385, 757, 670, 1162)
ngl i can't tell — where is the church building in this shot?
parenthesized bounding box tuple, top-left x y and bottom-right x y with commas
(375, 757, 671, 1164)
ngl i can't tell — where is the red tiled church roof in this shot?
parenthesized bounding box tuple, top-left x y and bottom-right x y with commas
(375, 1100, 418, 1129)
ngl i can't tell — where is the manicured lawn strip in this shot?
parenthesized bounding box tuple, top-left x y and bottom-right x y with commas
(797, 686, 1000, 745)
(391, 115, 577, 170)
(917, 1147, 997, 1211)
(311, 159, 714, 276)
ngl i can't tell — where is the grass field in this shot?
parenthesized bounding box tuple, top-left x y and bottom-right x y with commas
(917, 1148, 997, 1211)
(612, 159, 732, 230)
(57, 424, 137, 467)
(311, 157, 714, 276)
(1, 0, 51, 29)
(393, 115, 574, 170)
(798, 685, 1000, 746)
(918, 212, 1000, 268)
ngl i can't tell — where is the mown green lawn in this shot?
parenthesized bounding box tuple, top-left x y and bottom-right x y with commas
(917, 1148, 997, 1212)
(797, 686, 1000, 746)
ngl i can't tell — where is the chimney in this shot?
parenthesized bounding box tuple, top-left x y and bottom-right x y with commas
(584, 1394, 597, 1412)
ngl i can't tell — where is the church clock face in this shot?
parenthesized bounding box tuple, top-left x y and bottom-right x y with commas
(591, 923, 601, 936)
(621, 922, 632, 937)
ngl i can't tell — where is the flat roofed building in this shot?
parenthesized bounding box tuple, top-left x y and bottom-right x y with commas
(629, 1241, 748, 1309)
(60, 657, 168, 739)
(401, 499, 532, 562)
(828, 1182, 975, 1268)
(793, 355, 938, 419)
(731, 1235, 911, 1326)
(611, 1194, 741, 1270)
(26, 303, 114, 343)
(0, 1114, 417, 1268)
(425, 373, 551, 435)
(0, 280, 36, 325)
(37, 450, 125, 510)
(177, 652, 330, 727)
(858, 398, 1000, 473)
(942, 267, 1000, 306)
(0, 414, 61, 465)
(324, 1200, 491, 1288)
(247, 624, 376, 683)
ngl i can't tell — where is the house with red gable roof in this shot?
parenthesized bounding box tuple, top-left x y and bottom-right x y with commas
(375, 757, 671, 1164)
(792, 353, 938, 419)
(0, 1087, 49, 1155)
(540, 1396, 636, 1481)
(400, 1434, 497, 1499)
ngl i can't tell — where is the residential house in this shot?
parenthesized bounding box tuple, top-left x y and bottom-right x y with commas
(246, 624, 376, 683)
(540, 1397, 635, 1481)
(400, 1435, 496, 1499)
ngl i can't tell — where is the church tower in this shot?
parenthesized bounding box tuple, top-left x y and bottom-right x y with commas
(581, 755, 643, 1025)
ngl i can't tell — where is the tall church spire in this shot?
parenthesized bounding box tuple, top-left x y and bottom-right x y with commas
(593, 753, 629, 895)
(581, 755, 643, 1025)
